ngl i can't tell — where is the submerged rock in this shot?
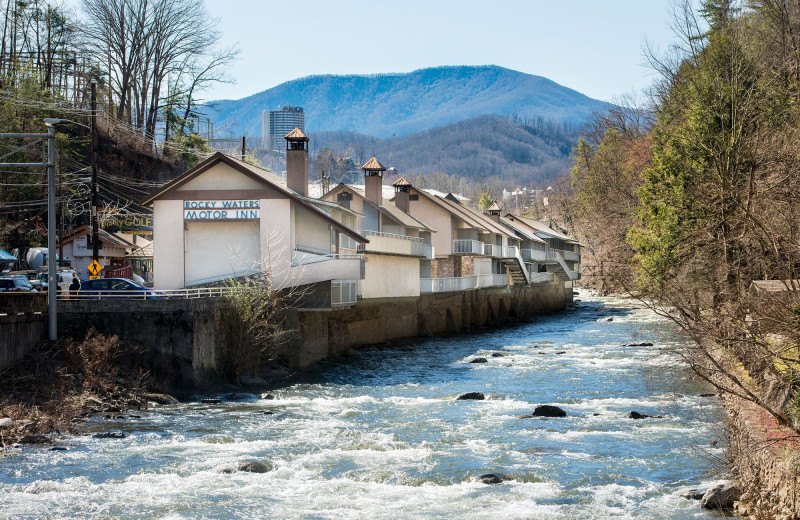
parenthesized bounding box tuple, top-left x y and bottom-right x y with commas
(237, 460, 271, 473)
(456, 392, 485, 401)
(491, 353, 504, 357)
(142, 393, 179, 405)
(92, 432, 127, 439)
(474, 473, 510, 484)
(470, 358, 488, 364)
(522, 405, 567, 418)
(701, 482, 740, 510)
(597, 317, 614, 322)
(201, 398, 222, 404)
(628, 411, 664, 419)
(624, 342, 654, 347)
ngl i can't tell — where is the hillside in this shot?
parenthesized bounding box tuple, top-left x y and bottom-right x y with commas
(208, 65, 610, 138)
(309, 115, 577, 186)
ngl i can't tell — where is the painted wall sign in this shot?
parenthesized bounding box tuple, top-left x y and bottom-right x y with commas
(183, 200, 260, 220)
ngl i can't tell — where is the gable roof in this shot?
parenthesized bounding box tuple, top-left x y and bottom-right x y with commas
(59, 225, 137, 249)
(505, 214, 579, 243)
(499, 217, 545, 243)
(326, 183, 432, 231)
(141, 153, 367, 244)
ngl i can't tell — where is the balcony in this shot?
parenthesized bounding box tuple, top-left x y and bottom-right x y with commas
(483, 243, 502, 257)
(503, 245, 519, 258)
(289, 251, 364, 287)
(452, 239, 484, 255)
(331, 279, 358, 306)
(423, 243, 434, 259)
(521, 248, 548, 262)
(562, 250, 580, 262)
(529, 272, 555, 284)
(357, 230, 424, 257)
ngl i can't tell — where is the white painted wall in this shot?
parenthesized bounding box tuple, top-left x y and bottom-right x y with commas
(294, 205, 330, 254)
(178, 163, 264, 191)
(153, 199, 185, 289)
(473, 257, 492, 276)
(360, 254, 420, 299)
(184, 221, 260, 286)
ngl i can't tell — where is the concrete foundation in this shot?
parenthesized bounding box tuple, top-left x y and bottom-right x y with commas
(0, 294, 46, 370)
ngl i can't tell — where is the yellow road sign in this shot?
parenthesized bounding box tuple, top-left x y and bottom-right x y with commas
(87, 260, 103, 276)
(89, 274, 101, 280)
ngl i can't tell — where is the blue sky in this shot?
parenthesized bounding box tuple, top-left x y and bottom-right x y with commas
(202, 0, 682, 103)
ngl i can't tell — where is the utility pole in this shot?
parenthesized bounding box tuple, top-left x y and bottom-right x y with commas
(91, 81, 99, 263)
(46, 125, 56, 341)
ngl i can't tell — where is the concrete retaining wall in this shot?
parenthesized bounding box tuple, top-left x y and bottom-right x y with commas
(0, 294, 46, 370)
(53, 281, 569, 388)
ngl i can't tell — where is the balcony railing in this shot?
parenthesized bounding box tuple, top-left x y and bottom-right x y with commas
(503, 245, 519, 258)
(562, 250, 580, 262)
(452, 239, 484, 255)
(331, 279, 358, 306)
(420, 273, 509, 293)
(521, 248, 548, 262)
(423, 243, 434, 259)
(357, 230, 424, 256)
(483, 243, 502, 257)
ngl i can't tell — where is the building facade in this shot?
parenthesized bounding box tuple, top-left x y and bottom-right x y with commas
(263, 106, 305, 151)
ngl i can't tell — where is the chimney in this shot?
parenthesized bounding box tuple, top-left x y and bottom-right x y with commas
(393, 176, 412, 213)
(486, 201, 501, 223)
(285, 128, 309, 196)
(362, 156, 386, 206)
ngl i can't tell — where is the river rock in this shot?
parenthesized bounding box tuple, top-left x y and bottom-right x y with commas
(92, 432, 127, 439)
(628, 411, 664, 419)
(142, 393, 179, 405)
(624, 342, 654, 346)
(597, 317, 614, 322)
(555, 351, 567, 355)
(475, 473, 510, 484)
(681, 488, 707, 500)
(531, 405, 567, 417)
(701, 482, 740, 510)
(470, 358, 488, 363)
(0, 417, 14, 428)
(491, 353, 504, 357)
(237, 460, 272, 473)
(698, 393, 716, 398)
(457, 392, 485, 400)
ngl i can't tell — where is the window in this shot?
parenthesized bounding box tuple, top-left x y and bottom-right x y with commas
(409, 194, 419, 201)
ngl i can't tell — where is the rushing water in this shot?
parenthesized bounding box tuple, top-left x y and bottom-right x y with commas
(1, 292, 729, 519)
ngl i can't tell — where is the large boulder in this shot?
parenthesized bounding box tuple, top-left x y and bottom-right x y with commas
(474, 473, 510, 484)
(628, 411, 664, 419)
(470, 358, 488, 364)
(237, 460, 272, 473)
(457, 392, 485, 401)
(531, 405, 567, 417)
(701, 482, 740, 511)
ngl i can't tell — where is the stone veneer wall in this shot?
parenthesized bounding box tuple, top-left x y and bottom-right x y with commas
(431, 257, 455, 278)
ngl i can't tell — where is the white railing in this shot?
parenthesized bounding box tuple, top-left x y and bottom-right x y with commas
(331, 279, 358, 306)
(475, 273, 509, 288)
(292, 252, 363, 266)
(58, 287, 234, 300)
(504, 245, 519, 258)
(357, 230, 424, 256)
(562, 250, 580, 262)
(420, 276, 478, 293)
(423, 243, 434, 259)
(483, 243, 502, 257)
(452, 239, 484, 255)
(529, 272, 555, 284)
(521, 248, 548, 262)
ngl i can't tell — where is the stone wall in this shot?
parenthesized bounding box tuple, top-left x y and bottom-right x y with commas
(431, 257, 455, 278)
(0, 294, 46, 370)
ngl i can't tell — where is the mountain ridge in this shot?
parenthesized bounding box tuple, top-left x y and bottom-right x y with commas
(208, 65, 610, 138)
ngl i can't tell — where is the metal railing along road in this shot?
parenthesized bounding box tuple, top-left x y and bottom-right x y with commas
(58, 287, 235, 300)
(452, 239, 484, 255)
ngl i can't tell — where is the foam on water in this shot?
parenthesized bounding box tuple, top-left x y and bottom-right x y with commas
(0, 291, 727, 519)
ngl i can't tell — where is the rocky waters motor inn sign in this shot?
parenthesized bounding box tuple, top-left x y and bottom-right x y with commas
(183, 200, 261, 220)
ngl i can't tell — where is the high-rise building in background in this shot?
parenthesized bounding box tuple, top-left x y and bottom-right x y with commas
(263, 106, 305, 151)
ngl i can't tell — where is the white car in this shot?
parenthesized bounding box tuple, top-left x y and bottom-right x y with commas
(37, 270, 78, 291)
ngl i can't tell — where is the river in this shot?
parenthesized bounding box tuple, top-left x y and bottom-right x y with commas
(1, 292, 729, 519)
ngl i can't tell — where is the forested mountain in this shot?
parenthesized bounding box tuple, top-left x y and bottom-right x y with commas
(309, 115, 577, 186)
(209, 65, 610, 137)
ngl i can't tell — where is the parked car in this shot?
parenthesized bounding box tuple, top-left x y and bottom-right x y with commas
(79, 278, 163, 299)
(0, 277, 37, 292)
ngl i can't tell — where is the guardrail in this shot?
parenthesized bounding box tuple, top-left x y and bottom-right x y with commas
(483, 243, 502, 257)
(331, 279, 358, 306)
(562, 250, 580, 262)
(503, 245, 519, 258)
(452, 239, 484, 255)
(423, 243, 434, 259)
(292, 252, 364, 266)
(420, 273, 508, 293)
